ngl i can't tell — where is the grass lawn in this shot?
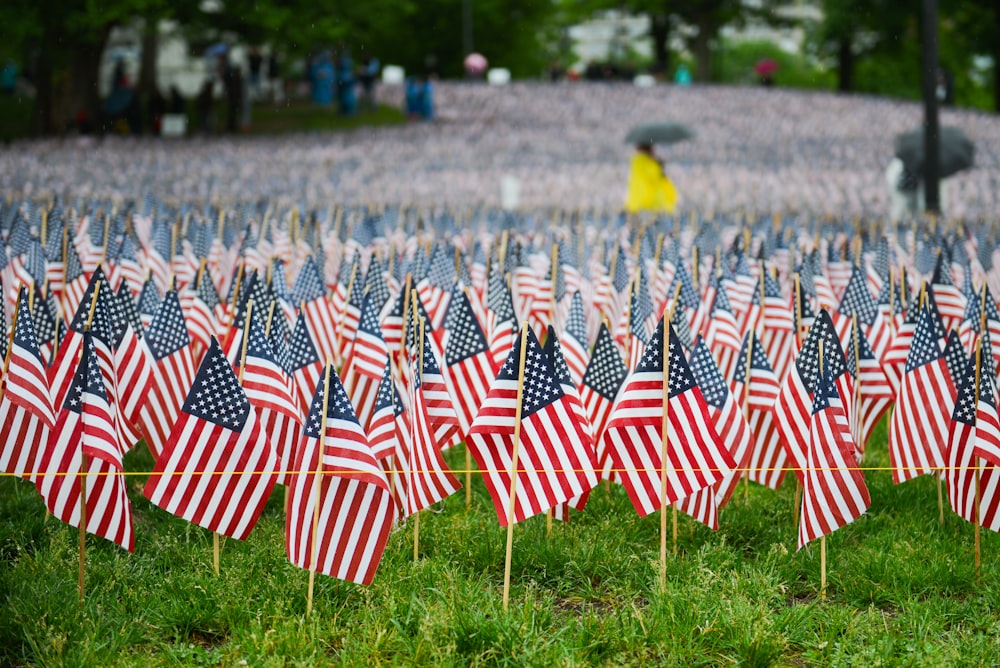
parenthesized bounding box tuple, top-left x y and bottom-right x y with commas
(0, 96, 406, 143)
(3, 418, 999, 666)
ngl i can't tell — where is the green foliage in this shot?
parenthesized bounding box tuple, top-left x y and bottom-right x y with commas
(711, 39, 836, 90)
(4, 422, 1000, 665)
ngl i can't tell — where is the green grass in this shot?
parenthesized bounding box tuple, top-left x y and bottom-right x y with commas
(0, 94, 34, 143)
(3, 419, 1000, 666)
(247, 102, 407, 135)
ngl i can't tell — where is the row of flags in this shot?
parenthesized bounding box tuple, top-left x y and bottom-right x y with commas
(3, 199, 1000, 586)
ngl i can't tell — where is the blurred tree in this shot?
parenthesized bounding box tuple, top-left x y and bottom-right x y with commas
(948, 0, 1000, 111)
(810, 0, 913, 93)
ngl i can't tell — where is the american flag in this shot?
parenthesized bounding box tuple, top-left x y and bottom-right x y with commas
(368, 356, 407, 461)
(836, 265, 890, 360)
(364, 258, 392, 315)
(882, 305, 919, 395)
(602, 319, 736, 517)
(888, 304, 955, 484)
(418, 244, 454, 329)
(797, 357, 870, 550)
(137, 276, 161, 332)
(137, 290, 196, 460)
(182, 268, 220, 355)
(467, 325, 598, 526)
(112, 234, 144, 298)
(240, 309, 302, 485)
(945, 346, 1000, 526)
(751, 268, 795, 381)
(37, 333, 134, 551)
(558, 291, 589, 386)
(731, 331, 787, 490)
(486, 264, 518, 375)
(335, 257, 365, 361)
(404, 350, 462, 514)
(845, 319, 894, 456)
(943, 330, 969, 391)
(774, 309, 852, 484)
(412, 325, 461, 449)
(703, 286, 742, 381)
(144, 337, 278, 539)
(285, 364, 395, 585)
(32, 284, 65, 363)
(288, 312, 325, 415)
(681, 337, 753, 528)
(932, 252, 967, 333)
(0, 287, 54, 480)
(292, 256, 338, 365)
(584, 322, 630, 480)
(341, 295, 390, 430)
(107, 277, 153, 452)
(443, 288, 494, 438)
(543, 326, 598, 518)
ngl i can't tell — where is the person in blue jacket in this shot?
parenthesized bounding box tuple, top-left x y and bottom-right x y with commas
(337, 52, 357, 115)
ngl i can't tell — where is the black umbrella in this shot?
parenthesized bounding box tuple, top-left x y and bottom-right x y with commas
(894, 126, 974, 179)
(625, 122, 694, 146)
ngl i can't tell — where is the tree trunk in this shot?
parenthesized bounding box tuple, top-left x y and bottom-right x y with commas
(139, 18, 158, 100)
(33, 51, 55, 135)
(837, 38, 854, 92)
(66, 39, 107, 134)
(651, 13, 671, 75)
(692, 24, 713, 82)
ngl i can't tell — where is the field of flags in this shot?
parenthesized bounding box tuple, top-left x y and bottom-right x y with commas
(3, 193, 1000, 603)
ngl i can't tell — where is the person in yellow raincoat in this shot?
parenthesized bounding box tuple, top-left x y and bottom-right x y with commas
(625, 143, 678, 213)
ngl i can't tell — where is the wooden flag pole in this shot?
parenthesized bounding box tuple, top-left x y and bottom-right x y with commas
(78, 281, 102, 603)
(307, 361, 333, 616)
(741, 330, 754, 501)
(852, 315, 863, 456)
(413, 316, 427, 563)
(691, 246, 699, 293)
(502, 325, 530, 612)
(818, 338, 827, 602)
(792, 274, 804, 517)
(974, 336, 983, 583)
(660, 288, 681, 589)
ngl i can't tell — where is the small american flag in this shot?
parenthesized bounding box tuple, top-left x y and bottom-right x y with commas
(559, 291, 589, 386)
(37, 333, 134, 551)
(144, 337, 278, 540)
(798, 358, 870, 550)
(845, 320, 894, 455)
(0, 287, 55, 480)
(240, 309, 302, 484)
(888, 305, 955, 484)
(443, 288, 494, 438)
(731, 331, 787, 490)
(137, 290, 196, 460)
(774, 309, 852, 484)
(285, 364, 395, 585)
(341, 295, 390, 430)
(584, 322, 630, 480)
(468, 325, 598, 526)
(292, 256, 338, 365)
(288, 313, 325, 416)
(602, 319, 736, 517)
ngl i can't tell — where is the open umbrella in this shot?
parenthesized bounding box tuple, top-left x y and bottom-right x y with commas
(754, 59, 779, 76)
(894, 126, 974, 179)
(625, 122, 694, 146)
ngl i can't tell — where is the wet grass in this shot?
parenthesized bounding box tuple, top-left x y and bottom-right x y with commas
(3, 419, 999, 666)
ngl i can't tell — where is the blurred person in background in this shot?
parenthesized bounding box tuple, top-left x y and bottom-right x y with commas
(885, 157, 950, 222)
(337, 51, 357, 115)
(625, 143, 677, 213)
(358, 55, 379, 112)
